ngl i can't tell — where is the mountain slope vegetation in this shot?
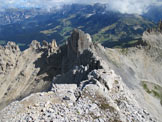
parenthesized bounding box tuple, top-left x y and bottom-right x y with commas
(0, 4, 155, 50)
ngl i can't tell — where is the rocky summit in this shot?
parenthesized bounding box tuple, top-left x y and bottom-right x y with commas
(0, 29, 161, 122)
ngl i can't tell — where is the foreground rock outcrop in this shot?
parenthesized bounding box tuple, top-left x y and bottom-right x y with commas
(0, 40, 59, 110)
(0, 29, 160, 121)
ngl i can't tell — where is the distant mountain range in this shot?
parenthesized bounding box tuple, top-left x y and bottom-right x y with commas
(143, 5, 162, 23)
(0, 8, 49, 25)
(0, 4, 160, 50)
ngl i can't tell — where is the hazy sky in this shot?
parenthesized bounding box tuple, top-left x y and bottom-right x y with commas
(0, 0, 161, 14)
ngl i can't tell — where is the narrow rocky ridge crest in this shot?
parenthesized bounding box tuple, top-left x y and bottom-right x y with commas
(0, 29, 158, 121)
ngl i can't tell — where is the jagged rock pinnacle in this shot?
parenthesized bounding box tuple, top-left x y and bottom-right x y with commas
(42, 40, 49, 48)
(51, 39, 58, 49)
(50, 39, 58, 53)
(5, 41, 20, 52)
(30, 40, 41, 50)
(158, 20, 162, 31)
(67, 29, 93, 58)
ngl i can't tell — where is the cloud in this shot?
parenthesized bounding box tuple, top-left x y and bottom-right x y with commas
(107, 0, 153, 14)
(0, 0, 161, 14)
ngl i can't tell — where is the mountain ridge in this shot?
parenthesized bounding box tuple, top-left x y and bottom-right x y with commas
(0, 29, 158, 121)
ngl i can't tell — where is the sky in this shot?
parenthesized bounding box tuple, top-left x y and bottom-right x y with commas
(0, 0, 161, 14)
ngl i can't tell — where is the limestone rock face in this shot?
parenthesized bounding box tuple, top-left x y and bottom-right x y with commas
(51, 39, 58, 49)
(143, 30, 162, 49)
(142, 24, 162, 62)
(42, 40, 49, 48)
(0, 29, 159, 121)
(42, 39, 58, 55)
(50, 39, 58, 53)
(0, 40, 60, 110)
(67, 29, 93, 58)
(60, 29, 95, 73)
(0, 42, 20, 75)
(30, 40, 41, 50)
